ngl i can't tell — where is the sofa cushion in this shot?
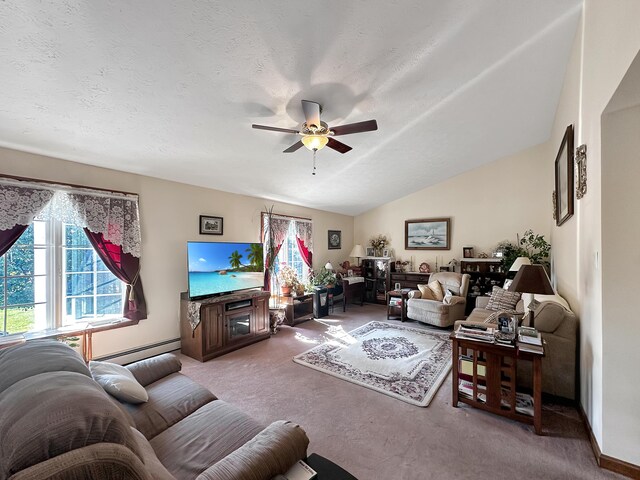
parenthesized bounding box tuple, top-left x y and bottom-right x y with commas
(126, 353, 182, 387)
(130, 428, 176, 480)
(196, 421, 309, 480)
(0, 371, 140, 479)
(486, 286, 521, 311)
(90, 360, 149, 404)
(0, 340, 90, 394)
(150, 400, 264, 479)
(123, 372, 216, 440)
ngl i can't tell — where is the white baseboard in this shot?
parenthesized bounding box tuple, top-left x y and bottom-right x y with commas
(94, 338, 181, 365)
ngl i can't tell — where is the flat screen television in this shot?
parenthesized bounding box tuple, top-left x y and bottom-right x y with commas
(187, 241, 264, 300)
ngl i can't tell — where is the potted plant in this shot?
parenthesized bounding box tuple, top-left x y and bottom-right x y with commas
(277, 265, 299, 297)
(309, 267, 337, 289)
(496, 229, 551, 273)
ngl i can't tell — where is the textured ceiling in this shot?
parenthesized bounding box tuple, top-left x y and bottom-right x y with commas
(0, 1, 582, 215)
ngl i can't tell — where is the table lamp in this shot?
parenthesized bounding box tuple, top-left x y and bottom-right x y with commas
(509, 256, 531, 274)
(324, 262, 334, 271)
(349, 244, 366, 266)
(507, 264, 554, 328)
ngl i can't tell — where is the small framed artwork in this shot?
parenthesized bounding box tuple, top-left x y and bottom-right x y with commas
(405, 217, 451, 250)
(503, 279, 513, 290)
(347, 269, 354, 277)
(366, 247, 375, 257)
(554, 124, 574, 226)
(463, 246, 474, 258)
(328, 230, 341, 249)
(199, 215, 223, 235)
(382, 248, 390, 257)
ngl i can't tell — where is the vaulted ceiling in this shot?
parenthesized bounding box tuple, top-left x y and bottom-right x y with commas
(0, 1, 582, 215)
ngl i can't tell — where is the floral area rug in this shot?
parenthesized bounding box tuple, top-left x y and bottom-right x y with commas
(293, 321, 451, 407)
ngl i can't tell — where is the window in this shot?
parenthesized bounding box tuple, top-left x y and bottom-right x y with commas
(273, 222, 310, 287)
(0, 220, 124, 336)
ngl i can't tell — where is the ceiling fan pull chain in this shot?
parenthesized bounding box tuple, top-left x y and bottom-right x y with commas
(312, 149, 317, 175)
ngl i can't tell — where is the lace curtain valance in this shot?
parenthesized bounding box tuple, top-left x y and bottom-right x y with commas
(294, 219, 313, 252)
(0, 178, 142, 258)
(262, 214, 314, 253)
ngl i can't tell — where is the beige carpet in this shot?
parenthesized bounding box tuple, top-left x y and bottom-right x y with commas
(179, 304, 624, 480)
(293, 321, 451, 406)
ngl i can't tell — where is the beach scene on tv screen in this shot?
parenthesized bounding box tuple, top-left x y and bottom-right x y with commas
(188, 242, 263, 298)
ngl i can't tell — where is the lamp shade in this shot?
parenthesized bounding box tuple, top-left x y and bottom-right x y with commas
(301, 135, 328, 151)
(324, 262, 334, 271)
(507, 265, 554, 295)
(349, 244, 366, 258)
(509, 256, 531, 272)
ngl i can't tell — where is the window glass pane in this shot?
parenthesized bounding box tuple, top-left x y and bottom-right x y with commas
(97, 273, 122, 295)
(7, 247, 34, 276)
(33, 303, 47, 331)
(5, 306, 34, 334)
(0, 254, 4, 272)
(15, 224, 33, 245)
(65, 249, 94, 272)
(0, 280, 3, 307)
(97, 295, 122, 315)
(96, 257, 110, 272)
(6, 277, 34, 305)
(68, 297, 94, 320)
(65, 225, 90, 247)
(66, 273, 93, 296)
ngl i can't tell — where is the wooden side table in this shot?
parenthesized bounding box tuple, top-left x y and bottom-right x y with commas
(386, 289, 409, 322)
(451, 333, 544, 434)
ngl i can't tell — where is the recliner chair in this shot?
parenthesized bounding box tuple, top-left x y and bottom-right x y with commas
(406, 272, 470, 327)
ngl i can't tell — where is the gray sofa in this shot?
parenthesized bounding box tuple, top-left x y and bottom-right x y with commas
(406, 272, 471, 327)
(455, 296, 578, 400)
(0, 340, 309, 480)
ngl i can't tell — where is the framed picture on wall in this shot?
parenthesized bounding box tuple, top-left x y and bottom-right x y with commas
(405, 217, 451, 250)
(328, 230, 342, 249)
(463, 246, 474, 258)
(554, 124, 574, 226)
(200, 215, 223, 235)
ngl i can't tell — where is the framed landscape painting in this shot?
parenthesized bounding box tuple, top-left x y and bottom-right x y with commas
(405, 218, 451, 250)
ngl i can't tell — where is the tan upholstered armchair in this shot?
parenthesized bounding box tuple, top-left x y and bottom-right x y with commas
(406, 272, 470, 327)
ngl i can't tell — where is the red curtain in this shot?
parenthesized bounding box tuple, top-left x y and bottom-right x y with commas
(0, 225, 29, 258)
(264, 243, 284, 291)
(83, 229, 147, 321)
(295, 236, 313, 268)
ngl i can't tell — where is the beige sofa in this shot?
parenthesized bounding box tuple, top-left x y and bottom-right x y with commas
(406, 272, 471, 327)
(455, 296, 577, 400)
(0, 340, 309, 480)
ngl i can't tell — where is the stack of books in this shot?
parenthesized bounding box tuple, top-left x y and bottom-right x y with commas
(517, 327, 543, 354)
(389, 298, 403, 307)
(455, 325, 495, 343)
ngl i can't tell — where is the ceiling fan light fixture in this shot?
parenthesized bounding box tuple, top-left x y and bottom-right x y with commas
(301, 135, 329, 151)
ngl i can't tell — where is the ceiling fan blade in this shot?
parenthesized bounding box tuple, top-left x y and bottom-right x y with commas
(283, 141, 304, 153)
(252, 124, 299, 134)
(301, 100, 321, 129)
(327, 137, 352, 154)
(331, 119, 378, 136)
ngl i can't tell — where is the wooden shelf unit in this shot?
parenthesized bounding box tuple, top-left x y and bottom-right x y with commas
(460, 259, 506, 315)
(451, 333, 543, 434)
(362, 257, 393, 304)
(180, 290, 270, 362)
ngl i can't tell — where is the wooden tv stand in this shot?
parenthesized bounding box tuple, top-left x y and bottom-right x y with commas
(180, 290, 270, 362)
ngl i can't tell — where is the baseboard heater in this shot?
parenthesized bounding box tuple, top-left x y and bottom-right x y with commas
(94, 338, 181, 365)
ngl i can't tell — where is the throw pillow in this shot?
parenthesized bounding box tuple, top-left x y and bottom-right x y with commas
(89, 360, 149, 404)
(427, 280, 444, 301)
(417, 284, 435, 300)
(485, 286, 521, 312)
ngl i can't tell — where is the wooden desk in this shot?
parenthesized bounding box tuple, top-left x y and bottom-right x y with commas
(451, 333, 543, 434)
(341, 278, 365, 311)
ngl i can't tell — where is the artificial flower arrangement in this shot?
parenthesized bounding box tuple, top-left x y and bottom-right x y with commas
(369, 234, 389, 252)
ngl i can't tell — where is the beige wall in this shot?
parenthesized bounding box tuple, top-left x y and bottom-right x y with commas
(549, 0, 640, 466)
(354, 142, 551, 269)
(0, 146, 354, 358)
(602, 102, 640, 465)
